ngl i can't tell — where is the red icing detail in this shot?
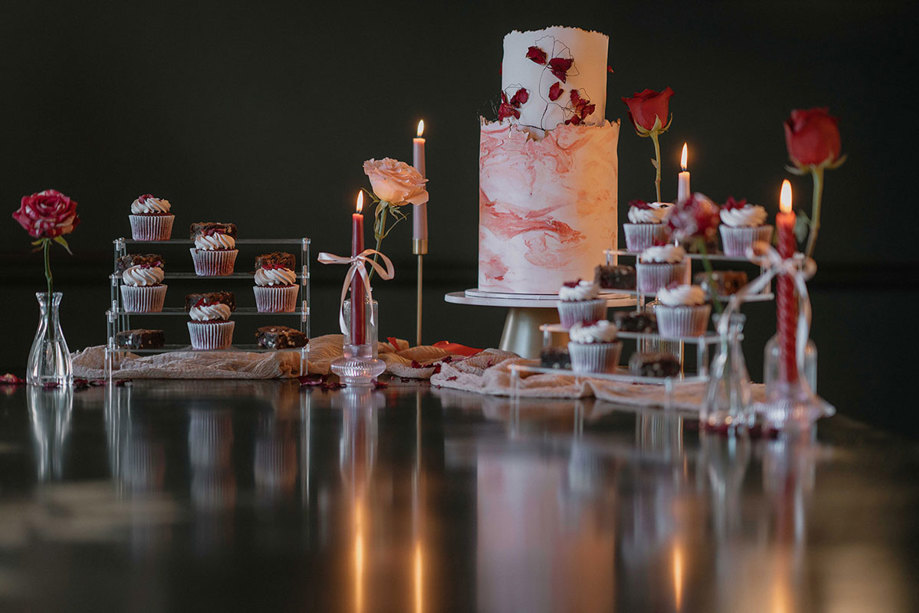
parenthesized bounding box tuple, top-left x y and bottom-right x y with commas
(629, 199, 652, 209)
(526, 46, 547, 64)
(562, 279, 581, 288)
(723, 196, 748, 211)
(548, 57, 573, 82)
(607, 65, 614, 73)
(549, 82, 563, 101)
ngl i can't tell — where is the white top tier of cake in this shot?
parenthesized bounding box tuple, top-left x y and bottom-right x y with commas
(502, 26, 608, 132)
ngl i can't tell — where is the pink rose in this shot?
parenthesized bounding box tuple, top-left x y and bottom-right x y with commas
(363, 158, 428, 206)
(12, 189, 80, 239)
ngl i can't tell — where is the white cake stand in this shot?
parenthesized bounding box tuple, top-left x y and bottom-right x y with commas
(445, 289, 635, 359)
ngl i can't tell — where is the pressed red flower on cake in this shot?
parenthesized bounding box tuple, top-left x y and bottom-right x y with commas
(784, 108, 842, 168)
(548, 57, 574, 82)
(13, 189, 80, 240)
(509, 87, 529, 106)
(622, 87, 674, 134)
(526, 46, 547, 64)
(549, 82, 563, 101)
(565, 89, 595, 125)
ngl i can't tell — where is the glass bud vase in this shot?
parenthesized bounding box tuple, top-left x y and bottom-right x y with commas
(27, 292, 73, 387)
(700, 313, 753, 431)
(333, 298, 385, 386)
(764, 334, 817, 393)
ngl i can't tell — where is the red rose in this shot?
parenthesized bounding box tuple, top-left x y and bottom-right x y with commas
(622, 87, 674, 133)
(784, 107, 841, 167)
(12, 189, 80, 239)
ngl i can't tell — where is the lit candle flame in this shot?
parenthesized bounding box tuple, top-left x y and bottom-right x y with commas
(417, 120, 425, 138)
(780, 180, 792, 213)
(680, 143, 688, 171)
(356, 191, 364, 213)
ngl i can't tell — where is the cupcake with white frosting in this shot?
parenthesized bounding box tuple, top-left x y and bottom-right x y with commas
(187, 298, 235, 350)
(557, 280, 607, 328)
(718, 197, 773, 257)
(623, 200, 672, 252)
(654, 284, 711, 338)
(120, 262, 167, 312)
(129, 194, 174, 241)
(567, 320, 622, 374)
(190, 222, 238, 276)
(253, 252, 299, 312)
(636, 245, 688, 294)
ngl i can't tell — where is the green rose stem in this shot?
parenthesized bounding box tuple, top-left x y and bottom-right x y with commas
(369, 203, 388, 283)
(697, 239, 723, 315)
(43, 238, 53, 331)
(650, 131, 662, 203)
(805, 166, 824, 259)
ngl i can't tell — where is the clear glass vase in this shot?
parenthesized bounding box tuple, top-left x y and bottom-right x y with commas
(27, 292, 72, 387)
(700, 313, 753, 430)
(333, 298, 385, 386)
(764, 334, 817, 393)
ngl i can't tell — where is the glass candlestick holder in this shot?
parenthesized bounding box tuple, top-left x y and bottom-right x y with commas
(331, 298, 385, 386)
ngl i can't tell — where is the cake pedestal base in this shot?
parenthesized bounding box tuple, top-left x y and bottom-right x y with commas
(445, 290, 635, 359)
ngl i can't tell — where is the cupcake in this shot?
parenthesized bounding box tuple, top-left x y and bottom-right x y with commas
(253, 252, 299, 312)
(120, 259, 167, 313)
(567, 320, 622, 374)
(129, 194, 174, 241)
(190, 222, 238, 276)
(623, 200, 671, 252)
(719, 197, 773, 257)
(654, 284, 712, 338)
(636, 245, 688, 294)
(557, 280, 607, 328)
(187, 295, 235, 350)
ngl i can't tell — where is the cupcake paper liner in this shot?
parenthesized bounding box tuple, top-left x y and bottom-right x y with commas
(624, 223, 668, 252)
(636, 261, 689, 294)
(253, 284, 299, 313)
(720, 225, 774, 257)
(190, 248, 238, 276)
(120, 284, 167, 313)
(655, 304, 712, 338)
(568, 341, 622, 374)
(129, 214, 174, 241)
(557, 298, 608, 328)
(187, 321, 235, 350)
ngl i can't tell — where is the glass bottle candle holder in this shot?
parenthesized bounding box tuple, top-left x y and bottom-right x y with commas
(332, 298, 385, 386)
(764, 334, 817, 392)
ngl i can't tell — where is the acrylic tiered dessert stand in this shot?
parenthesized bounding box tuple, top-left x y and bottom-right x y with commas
(104, 237, 311, 380)
(507, 247, 774, 407)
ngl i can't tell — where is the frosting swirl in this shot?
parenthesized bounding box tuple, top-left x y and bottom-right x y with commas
(131, 195, 171, 215)
(254, 267, 296, 287)
(195, 233, 236, 250)
(122, 265, 164, 287)
(189, 303, 231, 322)
(559, 280, 600, 302)
(569, 320, 618, 344)
(657, 284, 706, 307)
(720, 204, 767, 228)
(640, 245, 685, 263)
(627, 202, 671, 224)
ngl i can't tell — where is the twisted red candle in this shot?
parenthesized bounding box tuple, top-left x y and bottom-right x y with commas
(776, 182, 798, 384)
(351, 195, 366, 345)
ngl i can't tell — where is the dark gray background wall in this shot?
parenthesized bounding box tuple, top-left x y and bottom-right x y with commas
(1, 1, 915, 433)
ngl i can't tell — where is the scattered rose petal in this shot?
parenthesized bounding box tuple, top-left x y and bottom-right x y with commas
(549, 82, 563, 101)
(607, 65, 614, 73)
(373, 380, 388, 390)
(298, 373, 327, 387)
(0, 373, 24, 385)
(526, 46, 547, 64)
(446, 376, 458, 382)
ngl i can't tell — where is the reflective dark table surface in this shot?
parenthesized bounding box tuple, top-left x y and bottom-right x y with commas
(0, 381, 917, 612)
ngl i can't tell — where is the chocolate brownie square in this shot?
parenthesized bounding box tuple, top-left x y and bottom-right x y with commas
(693, 271, 748, 296)
(595, 264, 636, 290)
(255, 252, 296, 271)
(189, 222, 238, 239)
(540, 347, 571, 370)
(256, 326, 308, 349)
(612, 310, 658, 333)
(629, 351, 681, 378)
(184, 291, 236, 312)
(115, 329, 165, 350)
(116, 253, 165, 272)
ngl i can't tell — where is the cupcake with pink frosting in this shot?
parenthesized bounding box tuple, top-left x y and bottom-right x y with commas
(253, 252, 299, 313)
(636, 245, 688, 294)
(187, 298, 235, 350)
(719, 197, 773, 257)
(557, 280, 607, 328)
(623, 200, 672, 252)
(120, 261, 167, 312)
(567, 320, 622, 374)
(654, 284, 711, 338)
(129, 194, 174, 241)
(190, 222, 238, 276)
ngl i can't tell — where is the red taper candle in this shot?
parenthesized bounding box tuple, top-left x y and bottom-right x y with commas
(776, 180, 798, 383)
(351, 191, 366, 345)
